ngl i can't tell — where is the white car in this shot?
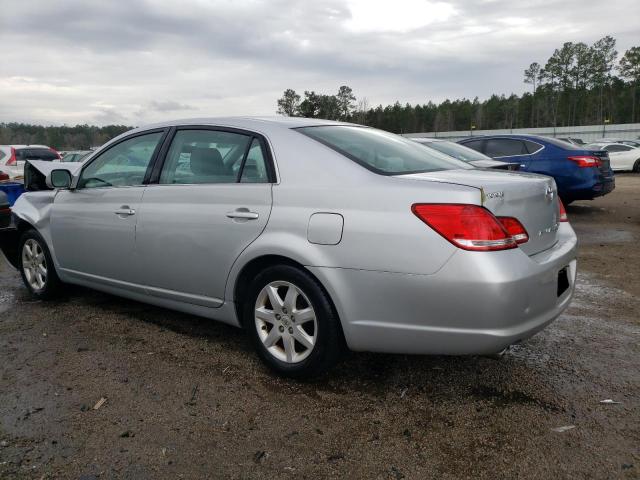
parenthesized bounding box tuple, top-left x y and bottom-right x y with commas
(586, 143, 640, 172)
(0, 145, 62, 179)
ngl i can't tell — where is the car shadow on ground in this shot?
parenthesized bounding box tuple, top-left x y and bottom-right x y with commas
(60, 286, 564, 410)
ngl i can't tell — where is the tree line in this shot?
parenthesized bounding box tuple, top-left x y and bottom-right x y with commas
(0, 123, 131, 151)
(277, 37, 640, 134)
(2, 36, 638, 149)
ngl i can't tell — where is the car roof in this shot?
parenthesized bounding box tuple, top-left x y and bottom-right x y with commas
(459, 133, 556, 141)
(0, 144, 50, 149)
(409, 137, 445, 143)
(133, 116, 356, 133)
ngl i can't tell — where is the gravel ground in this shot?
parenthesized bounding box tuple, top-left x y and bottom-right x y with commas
(0, 174, 638, 479)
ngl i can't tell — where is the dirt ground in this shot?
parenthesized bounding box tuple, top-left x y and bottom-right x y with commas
(1, 175, 638, 480)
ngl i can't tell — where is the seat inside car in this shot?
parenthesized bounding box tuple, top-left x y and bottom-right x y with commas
(188, 147, 232, 183)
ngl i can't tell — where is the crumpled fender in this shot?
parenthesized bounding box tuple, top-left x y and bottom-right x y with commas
(0, 188, 58, 269)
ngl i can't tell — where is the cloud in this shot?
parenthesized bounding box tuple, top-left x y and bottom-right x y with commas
(1, 0, 638, 126)
(148, 101, 196, 112)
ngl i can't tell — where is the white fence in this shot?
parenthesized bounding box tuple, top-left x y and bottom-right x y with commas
(403, 123, 640, 143)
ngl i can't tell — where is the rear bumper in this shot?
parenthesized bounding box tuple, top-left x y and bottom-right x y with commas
(309, 223, 578, 355)
(561, 175, 615, 201)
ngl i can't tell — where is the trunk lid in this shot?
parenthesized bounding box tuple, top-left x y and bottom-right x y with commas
(399, 169, 561, 256)
(590, 149, 611, 175)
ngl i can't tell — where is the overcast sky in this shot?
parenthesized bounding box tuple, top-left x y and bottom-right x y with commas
(2, 0, 638, 126)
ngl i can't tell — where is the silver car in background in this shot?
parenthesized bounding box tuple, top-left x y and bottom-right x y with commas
(0, 117, 577, 377)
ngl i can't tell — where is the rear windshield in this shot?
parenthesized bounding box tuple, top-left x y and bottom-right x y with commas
(297, 126, 472, 175)
(16, 148, 58, 161)
(418, 140, 491, 163)
(540, 137, 582, 150)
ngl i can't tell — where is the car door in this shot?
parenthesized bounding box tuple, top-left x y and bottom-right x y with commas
(135, 127, 274, 307)
(50, 130, 167, 286)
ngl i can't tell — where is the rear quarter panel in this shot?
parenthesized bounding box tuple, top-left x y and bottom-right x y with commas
(224, 127, 481, 301)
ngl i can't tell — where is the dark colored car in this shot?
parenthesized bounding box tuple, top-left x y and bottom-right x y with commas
(0, 191, 10, 229)
(411, 138, 520, 170)
(458, 134, 615, 203)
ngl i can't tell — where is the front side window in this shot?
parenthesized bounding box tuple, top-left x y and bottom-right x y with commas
(297, 126, 471, 175)
(78, 132, 163, 188)
(160, 130, 267, 184)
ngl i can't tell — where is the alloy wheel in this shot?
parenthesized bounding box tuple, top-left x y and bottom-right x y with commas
(254, 281, 317, 363)
(22, 238, 47, 291)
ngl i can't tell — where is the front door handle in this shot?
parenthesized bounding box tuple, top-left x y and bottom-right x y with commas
(226, 208, 259, 220)
(114, 206, 136, 216)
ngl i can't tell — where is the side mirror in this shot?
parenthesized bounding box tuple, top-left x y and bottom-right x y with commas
(46, 169, 73, 189)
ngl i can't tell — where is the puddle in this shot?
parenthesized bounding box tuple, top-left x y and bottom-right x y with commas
(573, 225, 635, 244)
(570, 271, 634, 312)
(0, 291, 15, 315)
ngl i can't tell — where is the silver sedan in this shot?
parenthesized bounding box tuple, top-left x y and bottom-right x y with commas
(1, 117, 577, 377)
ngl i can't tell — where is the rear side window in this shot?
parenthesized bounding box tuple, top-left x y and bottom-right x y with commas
(484, 139, 528, 157)
(605, 144, 632, 152)
(159, 129, 269, 184)
(523, 140, 543, 154)
(297, 126, 471, 175)
(16, 148, 58, 161)
(240, 139, 269, 183)
(0, 150, 5, 161)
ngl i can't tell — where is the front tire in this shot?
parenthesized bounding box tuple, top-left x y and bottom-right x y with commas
(19, 229, 63, 299)
(243, 265, 343, 378)
(634, 159, 640, 173)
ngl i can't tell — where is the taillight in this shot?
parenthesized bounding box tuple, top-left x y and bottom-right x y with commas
(558, 199, 568, 222)
(6, 147, 17, 166)
(567, 155, 601, 168)
(0, 171, 9, 181)
(49, 147, 61, 160)
(497, 217, 529, 244)
(411, 204, 518, 251)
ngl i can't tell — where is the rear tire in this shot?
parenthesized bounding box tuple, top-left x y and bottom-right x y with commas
(243, 265, 343, 378)
(634, 159, 640, 173)
(19, 229, 63, 299)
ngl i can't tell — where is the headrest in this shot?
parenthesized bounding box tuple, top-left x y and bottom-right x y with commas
(190, 147, 225, 176)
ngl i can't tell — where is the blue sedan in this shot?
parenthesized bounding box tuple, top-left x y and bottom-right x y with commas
(458, 134, 615, 203)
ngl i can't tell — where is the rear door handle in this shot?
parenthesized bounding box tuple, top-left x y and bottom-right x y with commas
(226, 208, 259, 220)
(114, 206, 136, 216)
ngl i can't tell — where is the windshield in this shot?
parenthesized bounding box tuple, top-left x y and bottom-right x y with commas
(297, 126, 472, 175)
(418, 140, 491, 163)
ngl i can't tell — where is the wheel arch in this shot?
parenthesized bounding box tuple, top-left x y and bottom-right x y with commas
(232, 254, 345, 342)
(0, 216, 37, 269)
